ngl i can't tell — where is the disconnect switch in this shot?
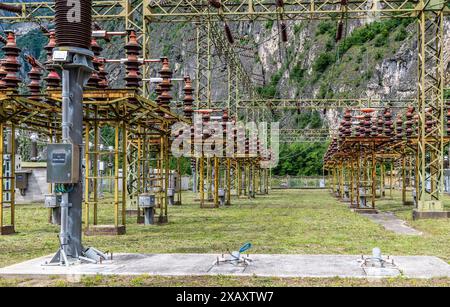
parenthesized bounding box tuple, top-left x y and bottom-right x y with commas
(47, 144, 80, 184)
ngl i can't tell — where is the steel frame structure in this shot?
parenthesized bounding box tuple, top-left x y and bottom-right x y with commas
(1, 0, 448, 212)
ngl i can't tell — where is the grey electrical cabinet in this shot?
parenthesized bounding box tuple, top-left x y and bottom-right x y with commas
(15, 170, 32, 190)
(47, 144, 80, 183)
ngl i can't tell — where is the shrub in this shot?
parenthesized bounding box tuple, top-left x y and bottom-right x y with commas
(313, 52, 335, 74)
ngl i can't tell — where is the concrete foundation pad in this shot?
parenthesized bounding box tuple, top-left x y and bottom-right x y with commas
(413, 210, 449, 220)
(84, 225, 126, 236)
(0, 254, 448, 279)
(361, 212, 422, 235)
(0, 225, 15, 235)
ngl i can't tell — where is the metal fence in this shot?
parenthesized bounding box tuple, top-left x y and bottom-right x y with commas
(270, 176, 326, 189)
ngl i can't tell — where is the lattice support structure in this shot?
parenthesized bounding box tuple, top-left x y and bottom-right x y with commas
(416, 1, 446, 213)
(196, 21, 213, 109)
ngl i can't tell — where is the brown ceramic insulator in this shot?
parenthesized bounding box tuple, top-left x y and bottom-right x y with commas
(1, 31, 21, 92)
(280, 23, 288, 43)
(97, 60, 109, 88)
(377, 115, 384, 136)
(209, 0, 222, 8)
(0, 61, 6, 89)
(158, 57, 173, 111)
(222, 109, 229, 139)
(413, 114, 419, 135)
(87, 38, 102, 88)
(405, 107, 414, 138)
(275, 0, 284, 8)
(224, 23, 234, 44)
(371, 117, 378, 137)
(202, 112, 211, 140)
(55, 0, 92, 49)
(384, 109, 393, 137)
(396, 116, 403, 140)
(336, 21, 344, 42)
(183, 76, 194, 119)
(154, 84, 162, 105)
(342, 109, 352, 137)
(87, 64, 101, 87)
(44, 31, 61, 89)
(0, 3, 22, 14)
(124, 29, 142, 88)
(364, 113, 371, 137)
(26, 56, 42, 101)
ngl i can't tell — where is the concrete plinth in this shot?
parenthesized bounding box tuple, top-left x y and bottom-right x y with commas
(84, 225, 126, 236)
(413, 210, 449, 220)
(0, 225, 15, 235)
(1, 253, 449, 279)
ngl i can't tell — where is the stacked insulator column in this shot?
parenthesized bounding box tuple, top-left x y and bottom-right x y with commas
(384, 109, 393, 138)
(124, 29, 142, 88)
(26, 56, 43, 101)
(1, 31, 21, 92)
(396, 115, 404, 140)
(44, 31, 61, 89)
(87, 38, 102, 88)
(362, 110, 372, 137)
(377, 114, 384, 137)
(371, 116, 378, 137)
(158, 57, 173, 113)
(97, 59, 109, 88)
(405, 107, 414, 138)
(183, 76, 194, 120)
(0, 60, 6, 88)
(343, 109, 352, 137)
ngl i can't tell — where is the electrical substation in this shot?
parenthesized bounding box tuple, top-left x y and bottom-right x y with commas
(0, 1, 449, 283)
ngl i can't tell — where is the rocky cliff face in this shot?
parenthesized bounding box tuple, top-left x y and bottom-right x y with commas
(6, 16, 450, 130)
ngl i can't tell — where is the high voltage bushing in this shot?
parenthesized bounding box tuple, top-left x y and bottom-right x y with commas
(26, 55, 43, 101)
(44, 31, 61, 89)
(55, 0, 92, 49)
(1, 31, 21, 92)
(124, 29, 142, 88)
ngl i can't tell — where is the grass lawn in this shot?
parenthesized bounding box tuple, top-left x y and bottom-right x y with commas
(0, 189, 449, 286)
